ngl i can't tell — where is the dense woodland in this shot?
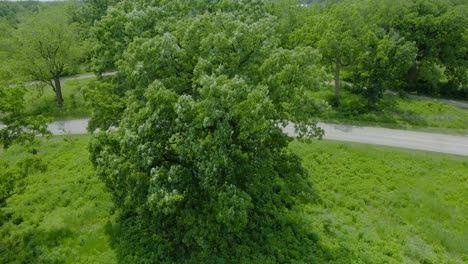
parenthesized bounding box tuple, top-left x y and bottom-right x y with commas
(0, 0, 467, 263)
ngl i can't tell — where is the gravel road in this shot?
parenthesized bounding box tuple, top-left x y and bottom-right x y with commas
(47, 119, 468, 156)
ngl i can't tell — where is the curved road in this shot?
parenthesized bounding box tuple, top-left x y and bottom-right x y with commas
(49, 119, 468, 156)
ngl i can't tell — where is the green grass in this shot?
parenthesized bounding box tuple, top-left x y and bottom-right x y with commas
(1, 135, 466, 263)
(311, 87, 468, 134)
(0, 135, 117, 264)
(23, 79, 93, 120)
(291, 140, 468, 263)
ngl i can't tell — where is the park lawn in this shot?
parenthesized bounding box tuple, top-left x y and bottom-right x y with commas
(311, 88, 468, 134)
(1, 135, 467, 263)
(23, 78, 94, 120)
(292, 140, 468, 263)
(0, 135, 117, 264)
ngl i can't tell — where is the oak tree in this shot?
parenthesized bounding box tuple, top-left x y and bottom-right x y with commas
(89, 0, 324, 262)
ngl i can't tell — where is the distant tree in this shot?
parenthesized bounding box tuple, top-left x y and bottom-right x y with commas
(72, 0, 121, 26)
(289, 0, 419, 108)
(350, 31, 417, 109)
(15, 5, 83, 106)
(0, 1, 42, 21)
(370, 0, 468, 97)
(291, 2, 366, 106)
(0, 21, 16, 81)
(89, 0, 324, 262)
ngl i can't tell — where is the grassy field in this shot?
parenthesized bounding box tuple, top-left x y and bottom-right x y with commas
(23, 79, 94, 120)
(0, 136, 117, 264)
(292, 140, 468, 263)
(1, 136, 466, 263)
(311, 87, 468, 134)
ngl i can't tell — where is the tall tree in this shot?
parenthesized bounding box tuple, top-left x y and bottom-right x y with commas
(15, 4, 83, 106)
(89, 0, 324, 262)
(291, 2, 366, 106)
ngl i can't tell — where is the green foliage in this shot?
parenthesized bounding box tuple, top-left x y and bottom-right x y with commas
(312, 88, 468, 133)
(13, 3, 87, 105)
(0, 136, 117, 264)
(89, 0, 324, 262)
(0, 156, 47, 207)
(289, 0, 420, 107)
(89, 77, 318, 262)
(23, 79, 94, 120)
(0, 21, 15, 81)
(363, 0, 468, 98)
(0, 84, 50, 149)
(72, 0, 121, 27)
(15, 5, 81, 76)
(350, 32, 417, 109)
(1, 135, 466, 263)
(83, 79, 125, 131)
(291, 140, 468, 263)
(283, 0, 466, 108)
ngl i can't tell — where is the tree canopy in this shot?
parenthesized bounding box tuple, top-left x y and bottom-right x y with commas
(283, 0, 466, 107)
(14, 4, 84, 106)
(88, 0, 324, 262)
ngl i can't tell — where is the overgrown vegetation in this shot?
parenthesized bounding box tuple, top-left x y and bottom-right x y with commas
(23, 79, 95, 120)
(0, 136, 116, 264)
(292, 140, 468, 263)
(0, 83, 50, 149)
(1, 136, 466, 263)
(272, 0, 467, 104)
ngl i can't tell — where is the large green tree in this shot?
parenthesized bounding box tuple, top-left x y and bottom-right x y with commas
(15, 5, 83, 106)
(89, 0, 324, 262)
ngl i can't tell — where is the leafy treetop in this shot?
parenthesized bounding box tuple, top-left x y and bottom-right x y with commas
(89, 0, 324, 262)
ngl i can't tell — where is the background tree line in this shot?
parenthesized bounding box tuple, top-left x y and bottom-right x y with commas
(269, 0, 467, 109)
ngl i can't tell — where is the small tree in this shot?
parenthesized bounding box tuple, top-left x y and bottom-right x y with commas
(15, 5, 83, 106)
(0, 84, 50, 149)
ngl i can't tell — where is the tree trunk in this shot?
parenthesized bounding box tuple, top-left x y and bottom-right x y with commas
(334, 60, 341, 107)
(53, 75, 64, 106)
